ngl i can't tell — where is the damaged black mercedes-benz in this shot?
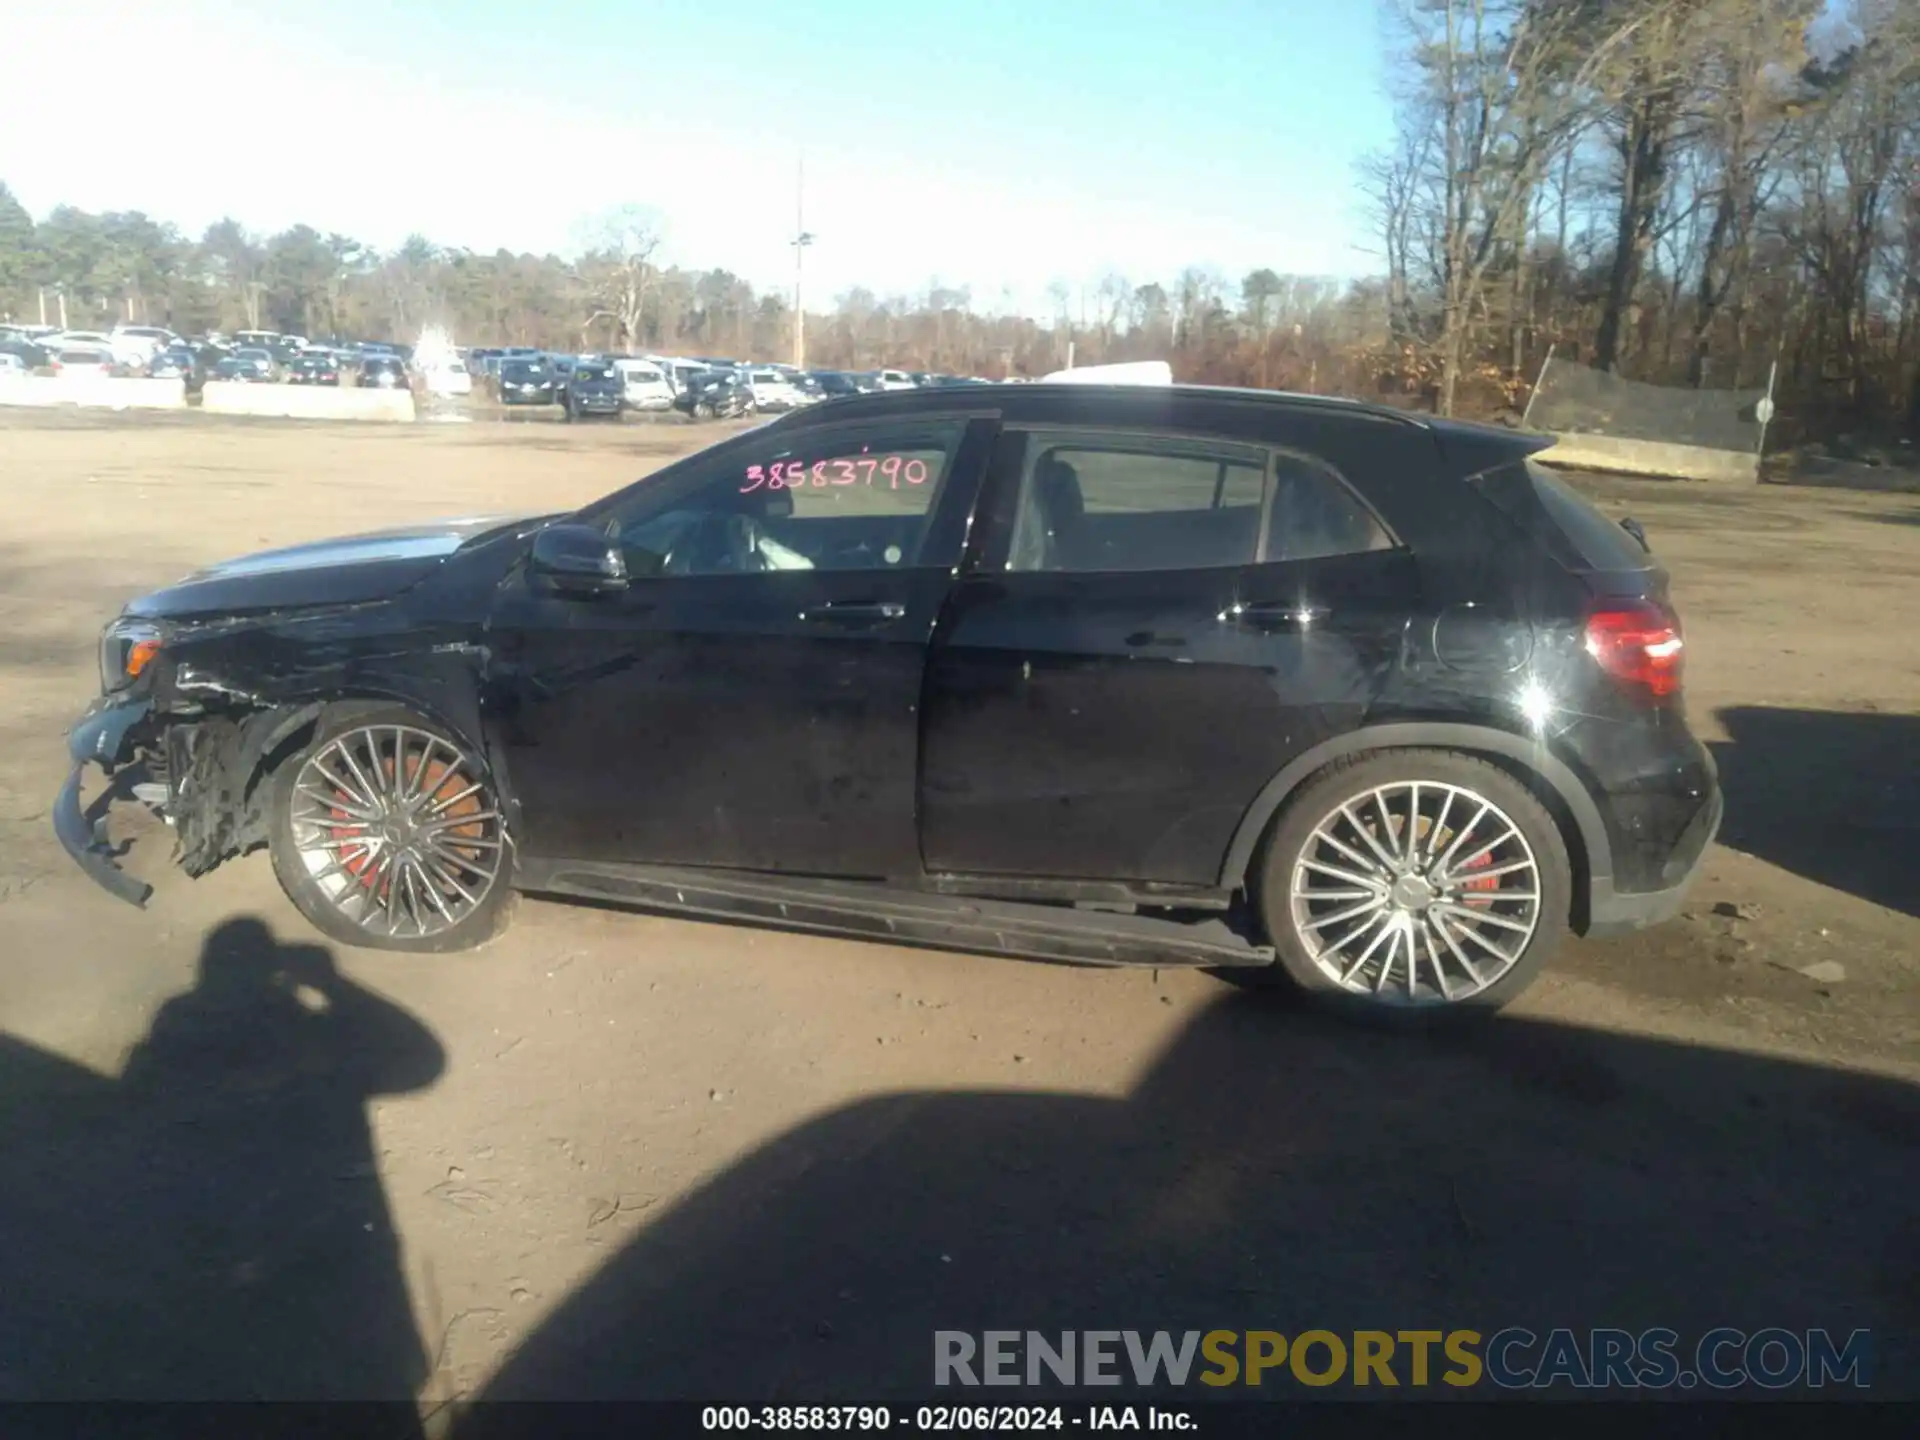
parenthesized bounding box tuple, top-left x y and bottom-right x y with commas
(58, 381, 1720, 1015)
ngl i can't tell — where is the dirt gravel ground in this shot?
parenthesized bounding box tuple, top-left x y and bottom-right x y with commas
(0, 409, 1915, 1406)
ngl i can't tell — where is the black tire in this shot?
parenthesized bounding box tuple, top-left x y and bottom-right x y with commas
(1241, 749, 1571, 1019)
(267, 706, 516, 954)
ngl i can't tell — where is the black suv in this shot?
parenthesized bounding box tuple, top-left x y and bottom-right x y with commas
(497, 359, 557, 405)
(562, 358, 623, 420)
(357, 355, 409, 389)
(287, 353, 341, 386)
(55, 384, 1718, 1016)
(672, 368, 752, 419)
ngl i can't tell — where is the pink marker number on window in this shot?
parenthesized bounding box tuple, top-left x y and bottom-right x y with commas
(856, 456, 878, 485)
(740, 464, 767, 493)
(812, 460, 829, 487)
(831, 459, 857, 485)
(904, 458, 929, 485)
(880, 455, 902, 488)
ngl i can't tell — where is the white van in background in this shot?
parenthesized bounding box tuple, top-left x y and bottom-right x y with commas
(745, 368, 805, 411)
(423, 358, 473, 397)
(646, 356, 709, 395)
(614, 359, 675, 411)
(110, 325, 181, 369)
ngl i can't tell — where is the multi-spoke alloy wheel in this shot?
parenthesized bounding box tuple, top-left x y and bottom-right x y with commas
(271, 714, 513, 951)
(1289, 781, 1539, 1004)
(1253, 751, 1571, 1015)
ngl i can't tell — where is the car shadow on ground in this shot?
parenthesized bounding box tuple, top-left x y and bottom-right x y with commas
(455, 993, 1920, 1411)
(1709, 705, 1920, 918)
(0, 916, 443, 1409)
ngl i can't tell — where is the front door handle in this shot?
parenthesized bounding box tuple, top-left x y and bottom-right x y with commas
(797, 600, 907, 625)
(1221, 601, 1331, 629)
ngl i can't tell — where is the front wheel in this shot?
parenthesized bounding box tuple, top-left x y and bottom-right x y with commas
(268, 709, 516, 953)
(1247, 750, 1571, 1017)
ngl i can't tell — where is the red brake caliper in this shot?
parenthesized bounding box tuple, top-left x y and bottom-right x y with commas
(1457, 850, 1500, 903)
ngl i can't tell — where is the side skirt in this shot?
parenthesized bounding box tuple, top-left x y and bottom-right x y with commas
(516, 858, 1274, 970)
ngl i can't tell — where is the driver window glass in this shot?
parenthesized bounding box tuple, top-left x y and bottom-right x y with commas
(613, 420, 966, 577)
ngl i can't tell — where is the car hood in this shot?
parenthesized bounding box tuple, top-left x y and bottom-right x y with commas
(125, 515, 536, 620)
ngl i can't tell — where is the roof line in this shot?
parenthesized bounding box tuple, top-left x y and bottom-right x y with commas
(799, 381, 1437, 430)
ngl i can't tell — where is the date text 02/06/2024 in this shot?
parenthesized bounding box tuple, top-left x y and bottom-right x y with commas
(700, 1404, 1181, 1431)
(742, 454, 932, 493)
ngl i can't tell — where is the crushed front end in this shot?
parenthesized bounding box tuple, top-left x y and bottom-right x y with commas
(54, 618, 327, 908)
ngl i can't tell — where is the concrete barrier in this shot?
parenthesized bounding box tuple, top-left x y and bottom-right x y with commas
(0, 376, 60, 407)
(1533, 432, 1758, 483)
(0, 375, 186, 410)
(201, 383, 416, 422)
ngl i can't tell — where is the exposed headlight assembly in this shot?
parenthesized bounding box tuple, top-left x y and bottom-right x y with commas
(99, 618, 165, 693)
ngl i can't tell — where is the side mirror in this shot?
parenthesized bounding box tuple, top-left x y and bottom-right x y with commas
(528, 523, 629, 597)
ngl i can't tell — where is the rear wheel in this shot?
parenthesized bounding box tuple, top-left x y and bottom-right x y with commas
(268, 709, 515, 953)
(1248, 750, 1570, 1017)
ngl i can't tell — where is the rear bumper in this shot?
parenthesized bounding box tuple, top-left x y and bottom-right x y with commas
(52, 695, 156, 907)
(1584, 785, 1722, 937)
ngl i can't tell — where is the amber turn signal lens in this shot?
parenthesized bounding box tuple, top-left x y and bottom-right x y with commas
(125, 637, 162, 679)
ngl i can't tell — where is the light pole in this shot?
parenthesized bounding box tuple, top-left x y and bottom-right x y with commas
(792, 156, 813, 369)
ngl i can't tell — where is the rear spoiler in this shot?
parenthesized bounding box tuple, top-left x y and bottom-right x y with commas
(1426, 417, 1557, 481)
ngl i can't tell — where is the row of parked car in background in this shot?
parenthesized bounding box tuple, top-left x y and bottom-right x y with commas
(0, 320, 1008, 421)
(0, 324, 470, 396)
(468, 347, 1002, 421)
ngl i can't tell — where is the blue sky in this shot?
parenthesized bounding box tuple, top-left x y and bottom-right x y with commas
(5, 0, 1395, 313)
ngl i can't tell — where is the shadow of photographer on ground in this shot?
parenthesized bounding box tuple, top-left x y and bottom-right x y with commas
(0, 915, 444, 1403)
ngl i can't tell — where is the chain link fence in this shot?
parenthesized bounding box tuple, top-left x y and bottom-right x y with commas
(1524, 356, 1773, 454)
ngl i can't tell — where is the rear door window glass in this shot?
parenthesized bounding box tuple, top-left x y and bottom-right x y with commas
(1005, 432, 1267, 573)
(1266, 453, 1394, 562)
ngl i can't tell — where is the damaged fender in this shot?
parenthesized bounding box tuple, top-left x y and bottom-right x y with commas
(60, 628, 502, 906)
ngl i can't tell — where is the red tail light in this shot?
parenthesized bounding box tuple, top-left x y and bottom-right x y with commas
(1585, 602, 1684, 698)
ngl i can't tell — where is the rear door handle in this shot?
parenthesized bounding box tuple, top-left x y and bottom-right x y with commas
(1221, 601, 1330, 628)
(797, 600, 907, 625)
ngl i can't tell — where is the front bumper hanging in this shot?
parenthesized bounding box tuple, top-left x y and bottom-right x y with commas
(53, 695, 156, 908)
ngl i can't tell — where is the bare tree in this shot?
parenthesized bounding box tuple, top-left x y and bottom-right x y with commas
(1591, 1, 1715, 372)
(578, 205, 664, 352)
(1385, 0, 1657, 412)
